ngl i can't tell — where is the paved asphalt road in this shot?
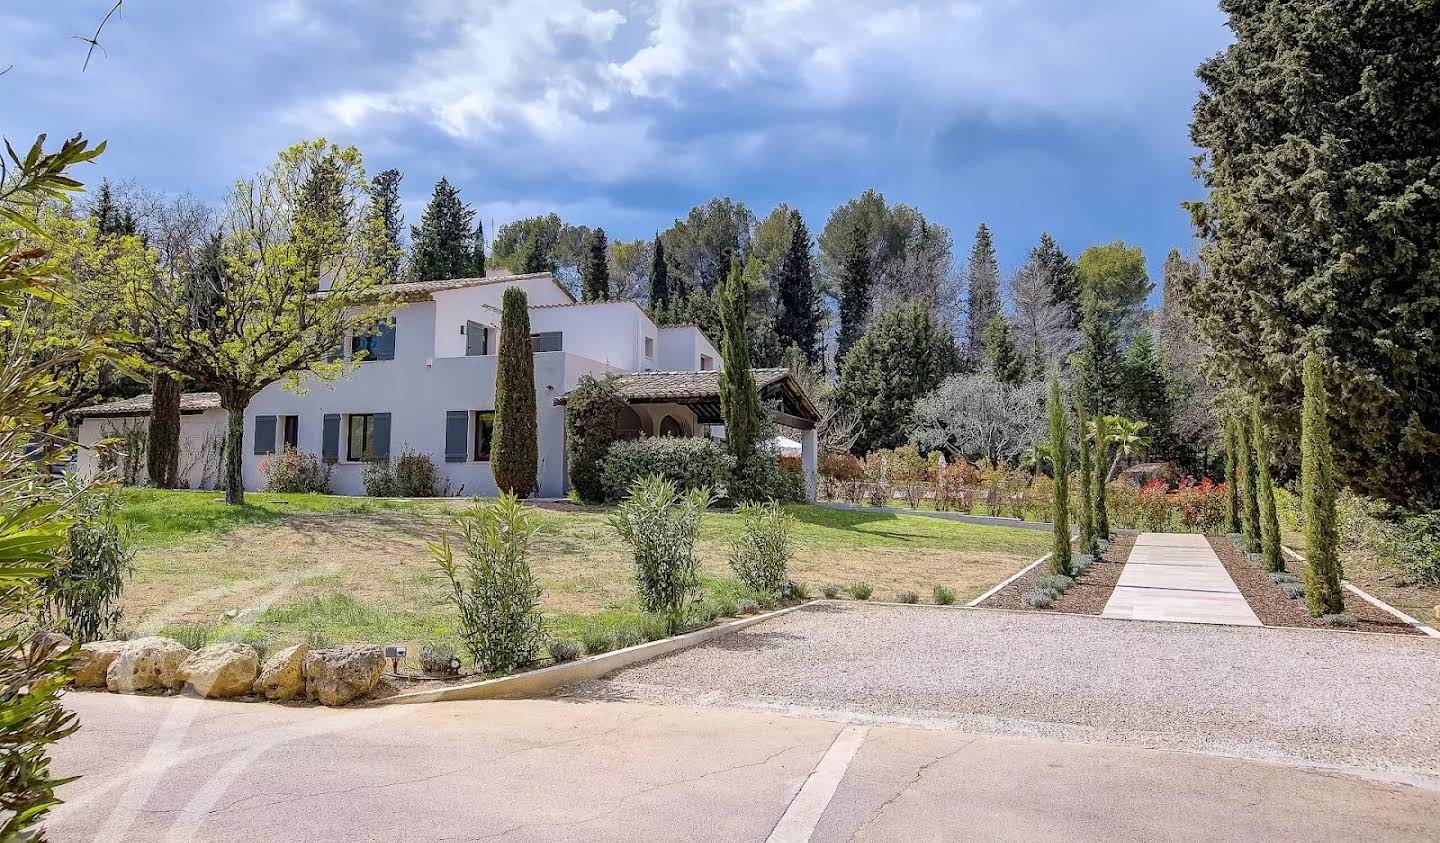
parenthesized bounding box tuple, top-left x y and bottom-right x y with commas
(47, 686, 1440, 841)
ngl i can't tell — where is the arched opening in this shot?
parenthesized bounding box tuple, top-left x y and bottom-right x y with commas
(658, 414, 684, 437)
(616, 405, 643, 440)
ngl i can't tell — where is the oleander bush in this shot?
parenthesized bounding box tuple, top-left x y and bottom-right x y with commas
(42, 491, 133, 643)
(608, 475, 715, 634)
(895, 590, 919, 604)
(729, 501, 794, 596)
(262, 447, 332, 493)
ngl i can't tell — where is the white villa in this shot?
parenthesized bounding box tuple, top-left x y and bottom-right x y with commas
(72, 271, 821, 499)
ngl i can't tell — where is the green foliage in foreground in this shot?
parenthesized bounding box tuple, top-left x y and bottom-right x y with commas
(1048, 377, 1073, 576)
(1302, 353, 1344, 616)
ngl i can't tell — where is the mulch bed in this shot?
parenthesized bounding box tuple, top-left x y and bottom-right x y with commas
(1206, 535, 1420, 636)
(978, 533, 1135, 614)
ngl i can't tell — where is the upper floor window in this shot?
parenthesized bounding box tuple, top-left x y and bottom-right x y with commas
(644, 337, 655, 359)
(465, 321, 489, 356)
(352, 321, 396, 361)
(699, 354, 714, 371)
(531, 331, 563, 353)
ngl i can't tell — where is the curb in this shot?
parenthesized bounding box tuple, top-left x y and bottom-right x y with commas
(967, 553, 1052, 606)
(369, 602, 812, 706)
(1282, 546, 1440, 639)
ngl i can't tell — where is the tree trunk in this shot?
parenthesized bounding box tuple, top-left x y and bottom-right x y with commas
(146, 372, 182, 488)
(220, 391, 248, 505)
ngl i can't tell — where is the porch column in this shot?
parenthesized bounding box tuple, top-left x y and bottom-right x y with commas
(801, 428, 818, 502)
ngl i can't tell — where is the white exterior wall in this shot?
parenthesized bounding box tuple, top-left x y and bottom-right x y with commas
(75, 408, 228, 490)
(656, 326, 719, 372)
(430, 275, 574, 359)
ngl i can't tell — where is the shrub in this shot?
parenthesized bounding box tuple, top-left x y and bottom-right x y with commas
(638, 614, 670, 641)
(430, 492, 545, 674)
(160, 621, 215, 652)
(933, 585, 956, 605)
(821, 584, 841, 599)
(361, 458, 397, 497)
(736, 598, 760, 615)
(731, 448, 797, 503)
(849, 582, 873, 601)
(889, 444, 931, 509)
(895, 590, 919, 604)
(608, 475, 714, 633)
(579, 627, 613, 655)
(492, 287, 539, 497)
(419, 641, 461, 675)
(393, 448, 444, 497)
(716, 597, 739, 617)
(1322, 612, 1357, 628)
(601, 438, 734, 502)
(1072, 554, 1095, 574)
(611, 628, 643, 650)
(782, 580, 810, 600)
(1036, 574, 1075, 593)
(548, 639, 582, 663)
(819, 452, 865, 503)
(933, 457, 979, 512)
(1267, 572, 1298, 584)
(41, 491, 133, 643)
(565, 374, 627, 503)
(262, 447, 332, 493)
(863, 452, 890, 506)
(1279, 581, 1307, 600)
(1023, 588, 1057, 608)
(729, 501, 794, 595)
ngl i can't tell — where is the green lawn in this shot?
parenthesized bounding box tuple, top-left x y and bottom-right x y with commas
(114, 489, 1051, 670)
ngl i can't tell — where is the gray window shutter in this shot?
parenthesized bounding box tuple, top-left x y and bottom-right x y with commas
(376, 322, 396, 361)
(253, 415, 277, 456)
(373, 412, 392, 459)
(444, 411, 469, 462)
(465, 321, 485, 356)
(322, 414, 341, 463)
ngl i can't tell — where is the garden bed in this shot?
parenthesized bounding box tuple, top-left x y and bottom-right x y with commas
(978, 533, 1135, 614)
(1206, 536, 1420, 635)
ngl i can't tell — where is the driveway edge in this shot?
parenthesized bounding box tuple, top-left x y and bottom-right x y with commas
(369, 602, 814, 706)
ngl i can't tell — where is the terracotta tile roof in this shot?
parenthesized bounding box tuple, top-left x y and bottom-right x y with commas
(555, 367, 813, 410)
(338, 271, 575, 303)
(71, 392, 222, 418)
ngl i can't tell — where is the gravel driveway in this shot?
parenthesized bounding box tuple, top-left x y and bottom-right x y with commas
(562, 602, 1440, 787)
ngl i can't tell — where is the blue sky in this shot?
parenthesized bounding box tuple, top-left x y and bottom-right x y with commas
(2, 1, 1229, 298)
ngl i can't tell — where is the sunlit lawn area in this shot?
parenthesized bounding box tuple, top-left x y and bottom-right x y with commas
(115, 488, 1050, 660)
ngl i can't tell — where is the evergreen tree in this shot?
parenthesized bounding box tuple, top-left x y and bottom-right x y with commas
(648, 234, 670, 309)
(1038, 232, 1080, 329)
(409, 177, 483, 282)
(1301, 352, 1344, 615)
(1251, 401, 1283, 573)
(1092, 415, 1110, 537)
(93, 179, 124, 236)
(579, 227, 610, 302)
(838, 302, 962, 455)
(1117, 331, 1174, 451)
(1222, 417, 1240, 534)
(1012, 234, 1080, 372)
(983, 315, 1028, 386)
(965, 223, 1001, 365)
(834, 216, 872, 362)
(773, 210, 821, 368)
(1049, 377, 1073, 577)
(370, 168, 405, 281)
(1075, 241, 1153, 325)
(1076, 292, 1120, 414)
(492, 287, 538, 497)
(717, 259, 763, 469)
(1238, 415, 1260, 554)
(1074, 368, 1098, 557)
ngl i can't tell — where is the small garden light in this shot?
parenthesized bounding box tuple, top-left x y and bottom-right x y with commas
(383, 644, 406, 674)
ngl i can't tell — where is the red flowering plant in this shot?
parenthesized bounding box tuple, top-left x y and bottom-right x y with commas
(1136, 479, 1173, 530)
(1175, 476, 1225, 533)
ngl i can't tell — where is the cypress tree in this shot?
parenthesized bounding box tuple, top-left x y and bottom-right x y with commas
(1073, 371, 1098, 557)
(648, 235, 670, 310)
(1049, 377, 1073, 577)
(1238, 414, 1260, 553)
(580, 227, 610, 302)
(1222, 417, 1240, 534)
(834, 216, 873, 362)
(965, 223, 1001, 365)
(774, 210, 822, 367)
(492, 287, 538, 497)
(1301, 352, 1344, 615)
(370, 168, 405, 281)
(1251, 402, 1283, 573)
(718, 258, 762, 462)
(1092, 415, 1110, 538)
(1117, 331, 1174, 450)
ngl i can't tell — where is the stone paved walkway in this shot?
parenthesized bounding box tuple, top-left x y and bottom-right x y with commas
(1101, 532, 1261, 626)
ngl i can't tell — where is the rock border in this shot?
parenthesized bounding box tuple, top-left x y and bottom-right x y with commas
(370, 602, 813, 706)
(1282, 546, 1440, 639)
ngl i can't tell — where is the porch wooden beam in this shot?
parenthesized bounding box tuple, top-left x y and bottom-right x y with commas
(768, 409, 815, 431)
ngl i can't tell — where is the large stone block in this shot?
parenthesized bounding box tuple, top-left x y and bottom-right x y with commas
(106, 637, 192, 693)
(253, 644, 309, 701)
(304, 645, 384, 707)
(74, 640, 128, 688)
(178, 643, 260, 699)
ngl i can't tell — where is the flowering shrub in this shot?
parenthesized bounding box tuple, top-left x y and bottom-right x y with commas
(888, 444, 932, 509)
(934, 457, 979, 512)
(819, 452, 865, 502)
(1175, 477, 1225, 532)
(1136, 480, 1173, 530)
(262, 448, 332, 493)
(1106, 476, 1226, 533)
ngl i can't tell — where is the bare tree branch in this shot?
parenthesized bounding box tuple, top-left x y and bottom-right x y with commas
(76, 1, 124, 72)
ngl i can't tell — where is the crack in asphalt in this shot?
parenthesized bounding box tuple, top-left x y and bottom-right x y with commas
(850, 738, 978, 838)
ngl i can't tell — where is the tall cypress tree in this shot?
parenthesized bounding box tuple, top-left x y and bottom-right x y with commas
(1093, 415, 1110, 538)
(579, 227, 610, 302)
(1301, 352, 1344, 615)
(1251, 401, 1283, 573)
(370, 168, 405, 281)
(409, 177, 483, 282)
(774, 210, 821, 367)
(648, 234, 670, 310)
(1049, 377, 1073, 576)
(717, 259, 763, 480)
(1077, 292, 1120, 414)
(492, 287, 538, 497)
(1238, 415, 1261, 553)
(965, 223, 1001, 365)
(834, 217, 872, 363)
(1222, 417, 1240, 534)
(1074, 369, 1098, 557)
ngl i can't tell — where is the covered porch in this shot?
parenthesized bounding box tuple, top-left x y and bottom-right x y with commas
(557, 368, 822, 501)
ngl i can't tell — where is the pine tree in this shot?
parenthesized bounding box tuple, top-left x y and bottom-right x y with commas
(1301, 352, 1344, 615)
(774, 210, 821, 368)
(492, 287, 538, 497)
(409, 177, 483, 282)
(1238, 414, 1261, 554)
(648, 234, 670, 310)
(834, 216, 872, 362)
(965, 223, 1001, 365)
(1251, 402, 1283, 573)
(370, 168, 405, 281)
(1038, 232, 1080, 329)
(1117, 331, 1175, 451)
(983, 315, 1028, 386)
(1074, 369, 1098, 557)
(93, 179, 123, 236)
(1049, 377, 1073, 576)
(579, 227, 610, 302)
(1222, 417, 1240, 534)
(718, 259, 762, 468)
(1077, 292, 1120, 414)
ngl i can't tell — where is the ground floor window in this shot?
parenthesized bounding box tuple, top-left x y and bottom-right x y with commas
(473, 411, 495, 461)
(282, 415, 299, 450)
(348, 414, 376, 461)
